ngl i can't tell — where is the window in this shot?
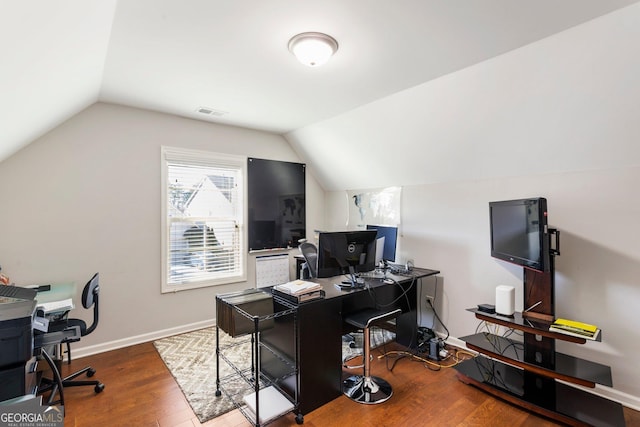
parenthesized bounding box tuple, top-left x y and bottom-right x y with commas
(161, 147, 246, 292)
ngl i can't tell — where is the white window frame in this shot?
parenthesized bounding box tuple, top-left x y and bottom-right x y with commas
(161, 146, 247, 293)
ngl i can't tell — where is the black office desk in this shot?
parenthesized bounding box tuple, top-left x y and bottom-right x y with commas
(261, 267, 439, 415)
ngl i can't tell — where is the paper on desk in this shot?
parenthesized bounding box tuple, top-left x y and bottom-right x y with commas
(274, 279, 322, 295)
(37, 298, 74, 314)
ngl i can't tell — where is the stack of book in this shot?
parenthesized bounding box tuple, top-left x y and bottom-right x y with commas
(273, 279, 323, 303)
(549, 318, 601, 340)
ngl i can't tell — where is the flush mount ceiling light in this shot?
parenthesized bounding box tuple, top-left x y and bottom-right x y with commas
(288, 32, 338, 67)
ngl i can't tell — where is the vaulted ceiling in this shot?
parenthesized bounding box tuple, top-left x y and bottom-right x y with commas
(2, 0, 639, 164)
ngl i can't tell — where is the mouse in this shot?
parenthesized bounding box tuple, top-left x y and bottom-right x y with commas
(383, 278, 394, 284)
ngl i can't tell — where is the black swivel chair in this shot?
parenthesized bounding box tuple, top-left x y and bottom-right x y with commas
(60, 273, 100, 365)
(299, 242, 318, 279)
(40, 273, 105, 399)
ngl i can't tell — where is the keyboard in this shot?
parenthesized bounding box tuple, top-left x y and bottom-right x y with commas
(389, 267, 416, 277)
(0, 284, 37, 300)
(358, 270, 386, 279)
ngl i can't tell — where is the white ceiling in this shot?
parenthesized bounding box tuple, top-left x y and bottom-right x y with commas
(2, 0, 639, 163)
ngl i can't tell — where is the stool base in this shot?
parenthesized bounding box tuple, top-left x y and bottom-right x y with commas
(342, 374, 393, 404)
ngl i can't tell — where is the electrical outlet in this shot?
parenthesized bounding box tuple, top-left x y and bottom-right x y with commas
(425, 295, 435, 307)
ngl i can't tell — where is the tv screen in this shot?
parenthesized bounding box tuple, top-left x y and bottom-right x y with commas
(317, 230, 377, 278)
(489, 198, 549, 272)
(366, 225, 398, 263)
(248, 158, 305, 251)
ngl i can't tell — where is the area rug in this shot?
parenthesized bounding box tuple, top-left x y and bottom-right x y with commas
(153, 326, 395, 423)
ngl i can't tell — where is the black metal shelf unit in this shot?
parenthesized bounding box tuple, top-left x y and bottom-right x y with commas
(215, 289, 303, 426)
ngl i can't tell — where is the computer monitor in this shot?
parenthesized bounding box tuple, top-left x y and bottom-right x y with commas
(317, 230, 377, 278)
(366, 225, 398, 264)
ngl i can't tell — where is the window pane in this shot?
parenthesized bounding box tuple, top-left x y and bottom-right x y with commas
(163, 148, 245, 290)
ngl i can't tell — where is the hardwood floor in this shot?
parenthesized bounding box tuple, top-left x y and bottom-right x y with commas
(54, 341, 639, 427)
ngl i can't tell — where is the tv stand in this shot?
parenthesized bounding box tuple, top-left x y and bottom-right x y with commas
(455, 247, 626, 426)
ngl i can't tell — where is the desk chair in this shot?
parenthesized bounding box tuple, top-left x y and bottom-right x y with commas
(58, 273, 100, 365)
(41, 273, 105, 398)
(299, 242, 318, 279)
(342, 307, 402, 404)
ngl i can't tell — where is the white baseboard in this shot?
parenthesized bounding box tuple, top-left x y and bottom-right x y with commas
(442, 335, 640, 412)
(70, 319, 216, 360)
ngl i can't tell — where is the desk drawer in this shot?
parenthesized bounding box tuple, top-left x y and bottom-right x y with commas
(216, 290, 274, 337)
(0, 357, 37, 401)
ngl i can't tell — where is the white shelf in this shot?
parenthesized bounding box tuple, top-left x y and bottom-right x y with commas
(243, 386, 295, 425)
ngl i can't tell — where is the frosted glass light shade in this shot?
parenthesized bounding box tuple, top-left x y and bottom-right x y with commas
(288, 32, 338, 67)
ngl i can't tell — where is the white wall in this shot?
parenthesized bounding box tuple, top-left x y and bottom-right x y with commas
(304, 4, 640, 408)
(0, 102, 325, 352)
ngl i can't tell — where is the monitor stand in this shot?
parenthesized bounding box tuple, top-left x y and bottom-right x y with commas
(347, 266, 365, 288)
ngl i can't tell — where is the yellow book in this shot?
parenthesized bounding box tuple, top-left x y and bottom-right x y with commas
(553, 318, 598, 333)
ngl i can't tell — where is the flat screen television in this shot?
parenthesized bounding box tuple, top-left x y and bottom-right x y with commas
(317, 230, 377, 278)
(489, 197, 549, 272)
(366, 225, 398, 264)
(248, 158, 305, 251)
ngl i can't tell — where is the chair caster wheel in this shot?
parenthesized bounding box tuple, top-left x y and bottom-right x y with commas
(95, 383, 105, 393)
(87, 368, 96, 377)
(295, 413, 304, 424)
(215, 390, 222, 397)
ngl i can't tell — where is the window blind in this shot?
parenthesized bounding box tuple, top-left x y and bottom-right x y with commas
(162, 147, 245, 291)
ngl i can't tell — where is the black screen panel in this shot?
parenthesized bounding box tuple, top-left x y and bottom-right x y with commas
(248, 158, 306, 251)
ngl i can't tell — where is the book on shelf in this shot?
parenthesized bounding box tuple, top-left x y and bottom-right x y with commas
(549, 318, 601, 340)
(297, 290, 323, 302)
(275, 289, 324, 303)
(273, 279, 322, 296)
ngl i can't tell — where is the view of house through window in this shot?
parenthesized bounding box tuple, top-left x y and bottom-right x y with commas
(162, 147, 245, 292)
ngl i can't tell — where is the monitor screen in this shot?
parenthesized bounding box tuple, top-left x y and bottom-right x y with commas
(366, 225, 398, 263)
(317, 230, 377, 278)
(489, 197, 549, 272)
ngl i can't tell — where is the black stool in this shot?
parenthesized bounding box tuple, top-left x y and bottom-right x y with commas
(342, 307, 401, 404)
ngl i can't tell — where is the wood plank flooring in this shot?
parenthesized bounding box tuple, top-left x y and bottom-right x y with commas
(53, 341, 640, 427)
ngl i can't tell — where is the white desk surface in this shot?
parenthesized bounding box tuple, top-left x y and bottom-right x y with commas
(28, 282, 76, 304)
(23, 282, 77, 314)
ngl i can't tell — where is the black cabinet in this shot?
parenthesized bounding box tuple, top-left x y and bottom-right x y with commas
(262, 296, 342, 415)
(260, 268, 439, 415)
(0, 356, 37, 401)
(0, 297, 37, 402)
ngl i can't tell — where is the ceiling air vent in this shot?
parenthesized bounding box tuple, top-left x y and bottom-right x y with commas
(196, 106, 228, 117)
